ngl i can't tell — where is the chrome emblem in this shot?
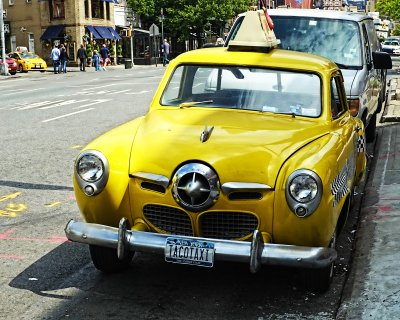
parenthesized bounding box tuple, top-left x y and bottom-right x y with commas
(200, 125, 214, 143)
(172, 163, 219, 212)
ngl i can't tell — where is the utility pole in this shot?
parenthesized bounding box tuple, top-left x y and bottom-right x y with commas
(0, 0, 9, 76)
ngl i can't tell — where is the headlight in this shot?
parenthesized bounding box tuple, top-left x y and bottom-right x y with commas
(77, 154, 104, 182)
(285, 169, 322, 218)
(75, 150, 109, 196)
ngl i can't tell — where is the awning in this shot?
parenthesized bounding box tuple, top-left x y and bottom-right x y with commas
(100, 0, 118, 3)
(40, 25, 64, 40)
(107, 27, 122, 40)
(95, 26, 114, 39)
(86, 26, 102, 40)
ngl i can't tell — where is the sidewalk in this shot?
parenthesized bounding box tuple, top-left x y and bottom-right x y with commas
(337, 79, 400, 319)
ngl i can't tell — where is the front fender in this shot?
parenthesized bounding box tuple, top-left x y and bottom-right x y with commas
(273, 133, 349, 247)
(74, 117, 145, 226)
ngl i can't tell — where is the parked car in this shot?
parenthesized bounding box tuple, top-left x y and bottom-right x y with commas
(8, 51, 47, 73)
(0, 54, 18, 75)
(381, 39, 400, 55)
(225, 9, 392, 143)
(65, 10, 367, 293)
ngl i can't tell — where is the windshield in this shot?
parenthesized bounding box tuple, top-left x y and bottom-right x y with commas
(21, 53, 39, 59)
(161, 65, 321, 117)
(272, 17, 362, 68)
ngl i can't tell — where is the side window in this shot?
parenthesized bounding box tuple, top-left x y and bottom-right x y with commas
(362, 24, 372, 66)
(330, 77, 346, 119)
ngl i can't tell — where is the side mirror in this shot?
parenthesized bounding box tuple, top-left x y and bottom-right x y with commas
(372, 51, 392, 69)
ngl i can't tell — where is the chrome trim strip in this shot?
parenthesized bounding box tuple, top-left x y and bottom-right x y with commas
(131, 172, 170, 188)
(221, 182, 273, 194)
(65, 219, 337, 269)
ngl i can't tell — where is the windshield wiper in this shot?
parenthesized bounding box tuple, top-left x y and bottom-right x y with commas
(179, 100, 214, 108)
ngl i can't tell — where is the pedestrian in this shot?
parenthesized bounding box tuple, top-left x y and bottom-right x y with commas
(99, 44, 110, 70)
(161, 38, 170, 67)
(77, 44, 88, 71)
(59, 44, 69, 73)
(50, 44, 60, 74)
(92, 50, 102, 71)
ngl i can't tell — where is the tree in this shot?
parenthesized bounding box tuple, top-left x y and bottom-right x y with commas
(376, 0, 400, 20)
(127, 0, 252, 45)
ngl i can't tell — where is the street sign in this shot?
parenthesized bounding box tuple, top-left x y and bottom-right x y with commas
(149, 23, 159, 36)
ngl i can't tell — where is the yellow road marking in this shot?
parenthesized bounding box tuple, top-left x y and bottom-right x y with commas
(0, 192, 21, 202)
(45, 202, 61, 208)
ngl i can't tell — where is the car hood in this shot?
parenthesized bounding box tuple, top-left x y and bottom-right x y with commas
(129, 109, 327, 187)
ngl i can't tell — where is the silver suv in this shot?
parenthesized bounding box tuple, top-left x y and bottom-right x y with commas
(226, 9, 392, 142)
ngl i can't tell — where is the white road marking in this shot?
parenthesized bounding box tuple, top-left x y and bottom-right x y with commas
(39, 99, 88, 110)
(125, 90, 150, 95)
(42, 108, 95, 123)
(18, 100, 64, 110)
(2, 88, 45, 96)
(73, 99, 111, 109)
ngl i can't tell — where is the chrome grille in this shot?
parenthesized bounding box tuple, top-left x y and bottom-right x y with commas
(143, 204, 193, 236)
(200, 211, 258, 240)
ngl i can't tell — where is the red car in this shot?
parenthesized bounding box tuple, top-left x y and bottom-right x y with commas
(0, 55, 18, 75)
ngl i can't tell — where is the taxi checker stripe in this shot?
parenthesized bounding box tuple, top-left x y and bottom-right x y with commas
(330, 165, 349, 207)
(357, 135, 365, 153)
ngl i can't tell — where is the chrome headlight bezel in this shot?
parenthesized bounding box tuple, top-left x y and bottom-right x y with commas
(75, 150, 109, 196)
(285, 169, 323, 218)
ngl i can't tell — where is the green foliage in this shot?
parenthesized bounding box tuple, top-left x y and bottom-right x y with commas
(376, 0, 400, 20)
(117, 44, 123, 56)
(109, 45, 115, 56)
(86, 43, 92, 56)
(393, 25, 400, 36)
(127, 0, 251, 42)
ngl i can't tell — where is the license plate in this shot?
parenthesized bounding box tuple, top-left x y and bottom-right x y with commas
(165, 237, 215, 267)
(35, 65, 40, 68)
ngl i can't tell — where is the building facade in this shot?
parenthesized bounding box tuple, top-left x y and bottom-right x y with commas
(2, 0, 124, 65)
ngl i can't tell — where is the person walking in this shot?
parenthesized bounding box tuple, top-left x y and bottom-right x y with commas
(92, 50, 102, 71)
(59, 44, 69, 73)
(161, 38, 170, 67)
(99, 44, 110, 70)
(77, 44, 88, 71)
(50, 44, 60, 74)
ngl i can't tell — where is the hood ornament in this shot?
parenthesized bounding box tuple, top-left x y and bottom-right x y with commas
(200, 125, 214, 143)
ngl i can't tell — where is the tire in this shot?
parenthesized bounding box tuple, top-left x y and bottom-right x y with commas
(302, 230, 337, 293)
(365, 113, 377, 143)
(89, 244, 133, 273)
(10, 71, 16, 75)
(19, 65, 23, 73)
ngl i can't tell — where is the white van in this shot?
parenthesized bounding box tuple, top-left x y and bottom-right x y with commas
(225, 9, 392, 142)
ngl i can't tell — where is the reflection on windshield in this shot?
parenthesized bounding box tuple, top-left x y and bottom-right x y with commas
(161, 65, 322, 117)
(273, 17, 362, 68)
(21, 53, 39, 59)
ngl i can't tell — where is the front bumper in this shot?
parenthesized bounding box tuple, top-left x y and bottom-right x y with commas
(65, 218, 337, 272)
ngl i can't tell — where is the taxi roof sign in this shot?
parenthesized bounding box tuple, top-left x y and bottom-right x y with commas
(228, 10, 280, 52)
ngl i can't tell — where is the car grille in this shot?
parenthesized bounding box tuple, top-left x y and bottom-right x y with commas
(143, 204, 193, 236)
(143, 204, 258, 240)
(200, 211, 258, 240)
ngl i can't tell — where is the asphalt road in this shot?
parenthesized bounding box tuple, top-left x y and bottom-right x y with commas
(0, 65, 382, 320)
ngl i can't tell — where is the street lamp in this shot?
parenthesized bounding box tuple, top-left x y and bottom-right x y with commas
(0, 0, 10, 76)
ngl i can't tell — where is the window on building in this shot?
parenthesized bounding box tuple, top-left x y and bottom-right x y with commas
(92, 0, 104, 19)
(50, 0, 65, 19)
(85, 0, 89, 18)
(106, 2, 110, 20)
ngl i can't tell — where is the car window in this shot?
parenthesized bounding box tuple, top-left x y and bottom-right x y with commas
(161, 65, 322, 117)
(362, 25, 372, 66)
(330, 76, 346, 119)
(272, 16, 362, 68)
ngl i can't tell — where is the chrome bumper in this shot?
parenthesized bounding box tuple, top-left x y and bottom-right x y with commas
(65, 218, 337, 272)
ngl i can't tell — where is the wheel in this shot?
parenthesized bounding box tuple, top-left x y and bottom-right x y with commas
(19, 64, 23, 73)
(365, 113, 377, 143)
(10, 71, 16, 75)
(302, 230, 337, 293)
(89, 244, 133, 273)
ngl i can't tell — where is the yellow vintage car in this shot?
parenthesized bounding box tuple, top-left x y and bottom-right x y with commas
(65, 11, 368, 292)
(8, 51, 47, 73)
